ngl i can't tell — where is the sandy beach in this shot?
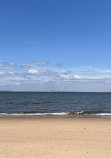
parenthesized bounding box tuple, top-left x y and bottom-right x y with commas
(0, 117, 111, 158)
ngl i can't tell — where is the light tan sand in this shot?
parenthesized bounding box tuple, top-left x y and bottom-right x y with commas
(0, 117, 111, 158)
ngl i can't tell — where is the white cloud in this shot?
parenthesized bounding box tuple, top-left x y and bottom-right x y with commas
(9, 72, 15, 75)
(0, 62, 16, 67)
(28, 69, 38, 75)
(20, 61, 49, 69)
(9, 62, 16, 67)
(74, 75, 82, 79)
(0, 63, 5, 66)
(30, 61, 49, 66)
(0, 72, 5, 76)
(15, 82, 20, 86)
(20, 64, 31, 68)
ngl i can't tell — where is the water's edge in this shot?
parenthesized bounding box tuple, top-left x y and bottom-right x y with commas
(0, 111, 111, 118)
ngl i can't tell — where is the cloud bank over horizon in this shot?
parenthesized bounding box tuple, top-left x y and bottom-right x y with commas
(0, 61, 111, 92)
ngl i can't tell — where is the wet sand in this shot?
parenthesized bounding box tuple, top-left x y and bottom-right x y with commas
(0, 117, 111, 158)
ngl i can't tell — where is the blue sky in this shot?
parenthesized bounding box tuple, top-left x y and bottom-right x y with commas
(0, 0, 111, 91)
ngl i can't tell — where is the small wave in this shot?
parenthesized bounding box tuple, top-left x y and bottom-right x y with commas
(95, 113, 111, 116)
(68, 111, 111, 117)
(68, 111, 85, 115)
(68, 110, 104, 115)
(0, 112, 68, 116)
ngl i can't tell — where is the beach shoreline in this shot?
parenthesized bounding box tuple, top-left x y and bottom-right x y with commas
(0, 117, 111, 158)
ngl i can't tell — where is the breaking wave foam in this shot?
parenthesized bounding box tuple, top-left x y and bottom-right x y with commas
(0, 111, 111, 117)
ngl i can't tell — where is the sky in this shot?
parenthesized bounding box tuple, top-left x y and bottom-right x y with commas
(0, 0, 111, 91)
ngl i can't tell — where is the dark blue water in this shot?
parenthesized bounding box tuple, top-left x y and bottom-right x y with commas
(0, 92, 111, 117)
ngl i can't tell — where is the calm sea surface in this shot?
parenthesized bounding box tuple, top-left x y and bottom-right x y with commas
(0, 92, 111, 117)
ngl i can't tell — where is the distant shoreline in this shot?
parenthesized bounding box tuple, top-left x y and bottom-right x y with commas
(1, 91, 111, 93)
